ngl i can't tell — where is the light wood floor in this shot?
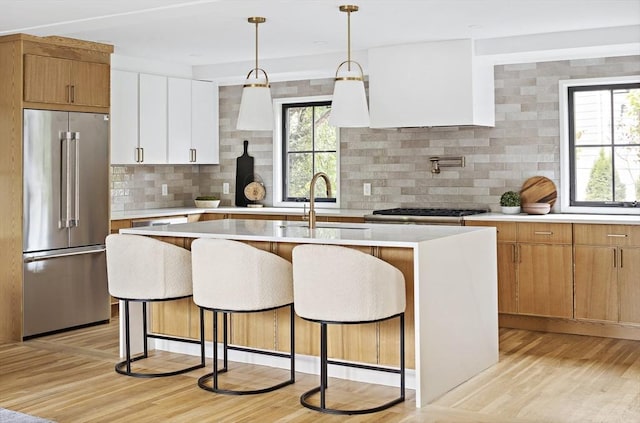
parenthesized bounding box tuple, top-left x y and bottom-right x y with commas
(1, 320, 639, 423)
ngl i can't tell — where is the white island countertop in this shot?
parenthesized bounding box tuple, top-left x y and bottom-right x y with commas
(120, 218, 498, 407)
(120, 219, 490, 248)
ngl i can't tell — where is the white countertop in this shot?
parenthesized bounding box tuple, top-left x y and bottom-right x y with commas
(464, 212, 640, 225)
(111, 207, 370, 220)
(120, 219, 492, 248)
(111, 207, 640, 225)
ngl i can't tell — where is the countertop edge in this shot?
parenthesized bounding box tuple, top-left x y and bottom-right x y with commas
(111, 208, 640, 225)
(464, 212, 640, 225)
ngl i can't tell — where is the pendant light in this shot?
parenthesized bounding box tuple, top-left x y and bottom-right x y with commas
(329, 5, 370, 128)
(237, 17, 273, 131)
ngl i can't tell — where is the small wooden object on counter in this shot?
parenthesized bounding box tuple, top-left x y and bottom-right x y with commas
(520, 176, 557, 206)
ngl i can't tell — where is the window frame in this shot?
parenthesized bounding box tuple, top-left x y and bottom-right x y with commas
(272, 95, 340, 208)
(559, 76, 640, 215)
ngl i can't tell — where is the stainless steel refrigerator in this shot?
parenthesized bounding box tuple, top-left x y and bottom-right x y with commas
(23, 109, 110, 338)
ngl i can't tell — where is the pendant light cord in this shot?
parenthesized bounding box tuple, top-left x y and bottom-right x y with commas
(346, 9, 351, 71)
(254, 20, 259, 78)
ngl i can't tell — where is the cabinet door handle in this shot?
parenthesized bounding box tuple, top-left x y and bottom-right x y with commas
(607, 234, 627, 238)
(70, 85, 75, 103)
(620, 249, 623, 268)
(613, 249, 617, 268)
(511, 244, 517, 263)
(193, 148, 197, 162)
(140, 147, 144, 163)
(135, 147, 140, 163)
(534, 231, 553, 235)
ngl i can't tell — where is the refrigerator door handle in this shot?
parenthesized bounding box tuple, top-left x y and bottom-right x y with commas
(70, 132, 80, 227)
(23, 246, 106, 263)
(60, 131, 73, 228)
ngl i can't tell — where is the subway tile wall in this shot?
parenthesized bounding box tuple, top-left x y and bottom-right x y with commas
(111, 55, 640, 212)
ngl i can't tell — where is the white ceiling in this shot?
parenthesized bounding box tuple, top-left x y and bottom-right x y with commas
(2, 0, 639, 80)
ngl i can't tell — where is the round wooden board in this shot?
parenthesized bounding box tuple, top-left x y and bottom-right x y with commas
(520, 176, 557, 206)
(244, 181, 266, 201)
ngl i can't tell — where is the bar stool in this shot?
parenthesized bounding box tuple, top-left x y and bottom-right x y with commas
(292, 244, 406, 415)
(191, 238, 295, 395)
(105, 234, 205, 377)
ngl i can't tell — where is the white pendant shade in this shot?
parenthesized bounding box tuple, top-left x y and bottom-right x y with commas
(237, 16, 273, 131)
(330, 5, 370, 128)
(237, 76, 273, 131)
(329, 75, 370, 128)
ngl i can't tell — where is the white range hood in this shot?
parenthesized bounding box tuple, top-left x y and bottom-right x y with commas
(368, 39, 495, 128)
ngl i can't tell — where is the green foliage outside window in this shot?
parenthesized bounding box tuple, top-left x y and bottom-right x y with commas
(284, 102, 337, 201)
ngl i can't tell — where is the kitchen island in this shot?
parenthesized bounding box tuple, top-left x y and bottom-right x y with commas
(120, 219, 498, 407)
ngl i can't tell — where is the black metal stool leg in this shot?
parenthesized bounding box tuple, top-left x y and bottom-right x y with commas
(290, 304, 295, 383)
(124, 300, 131, 374)
(115, 297, 206, 378)
(299, 313, 406, 415)
(197, 305, 295, 395)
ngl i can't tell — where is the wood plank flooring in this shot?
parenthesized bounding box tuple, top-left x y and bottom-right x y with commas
(1, 320, 639, 422)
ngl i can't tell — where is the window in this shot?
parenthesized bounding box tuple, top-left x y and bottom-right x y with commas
(560, 77, 640, 214)
(273, 96, 339, 207)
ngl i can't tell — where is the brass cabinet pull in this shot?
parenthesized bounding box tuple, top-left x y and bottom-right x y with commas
(511, 244, 516, 263)
(620, 249, 624, 268)
(70, 85, 75, 103)
(613, 249, 617, 268)
(193, 148, 197, 162)
(140, 147, 144, 163)
(607, 234, 627, 238)
(534, 231, 553, 235)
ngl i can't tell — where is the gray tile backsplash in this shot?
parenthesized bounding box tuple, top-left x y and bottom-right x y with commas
(110, 55, 640, 212)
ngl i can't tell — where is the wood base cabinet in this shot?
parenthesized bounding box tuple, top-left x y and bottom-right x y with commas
(575, 224, 640, 324)
(467, 221, 573, 318)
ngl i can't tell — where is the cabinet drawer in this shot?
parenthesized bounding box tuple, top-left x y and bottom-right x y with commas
(466, 221, 516, 242)
(574, 224, 640, 247)
(517, 223, 572, 244)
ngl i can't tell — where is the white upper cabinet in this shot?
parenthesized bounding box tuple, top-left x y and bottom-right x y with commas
(167, 77, 192, 164)
(191, 80, 219, 164)
(368, 39, 495, 128)
(139, 73, 168, 164)
(110, 70, 138, 164)
(110, 72, 219, 165)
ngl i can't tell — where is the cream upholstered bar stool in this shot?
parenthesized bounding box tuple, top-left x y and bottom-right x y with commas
(105, 234, 205, 377)
(191, 238, 295, 395)
(292, 244, 406, 415)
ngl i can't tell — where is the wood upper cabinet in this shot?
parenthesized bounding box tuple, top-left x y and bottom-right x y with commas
(574, 224, 640, 324)
(23, 54, 109, 107)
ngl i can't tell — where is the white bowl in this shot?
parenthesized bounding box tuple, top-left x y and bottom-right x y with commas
(194, 199, 220, 208)
(522, 202, 550, 215)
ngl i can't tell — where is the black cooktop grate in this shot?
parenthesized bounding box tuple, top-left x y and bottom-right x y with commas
(372, 208, 487, 217)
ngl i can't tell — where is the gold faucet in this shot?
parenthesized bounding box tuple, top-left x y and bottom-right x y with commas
(307, 172, 332, 229)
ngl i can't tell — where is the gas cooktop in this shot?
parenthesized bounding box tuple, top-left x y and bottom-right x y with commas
(371, 208, 488, 217)
(364, 208, 488, 225)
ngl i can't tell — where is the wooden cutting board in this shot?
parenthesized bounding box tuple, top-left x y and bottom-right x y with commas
(235, 140, 254, 207)
(520, 176, 557, 206)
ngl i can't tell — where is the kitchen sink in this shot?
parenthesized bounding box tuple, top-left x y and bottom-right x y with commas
(278, 224, 368, 230)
